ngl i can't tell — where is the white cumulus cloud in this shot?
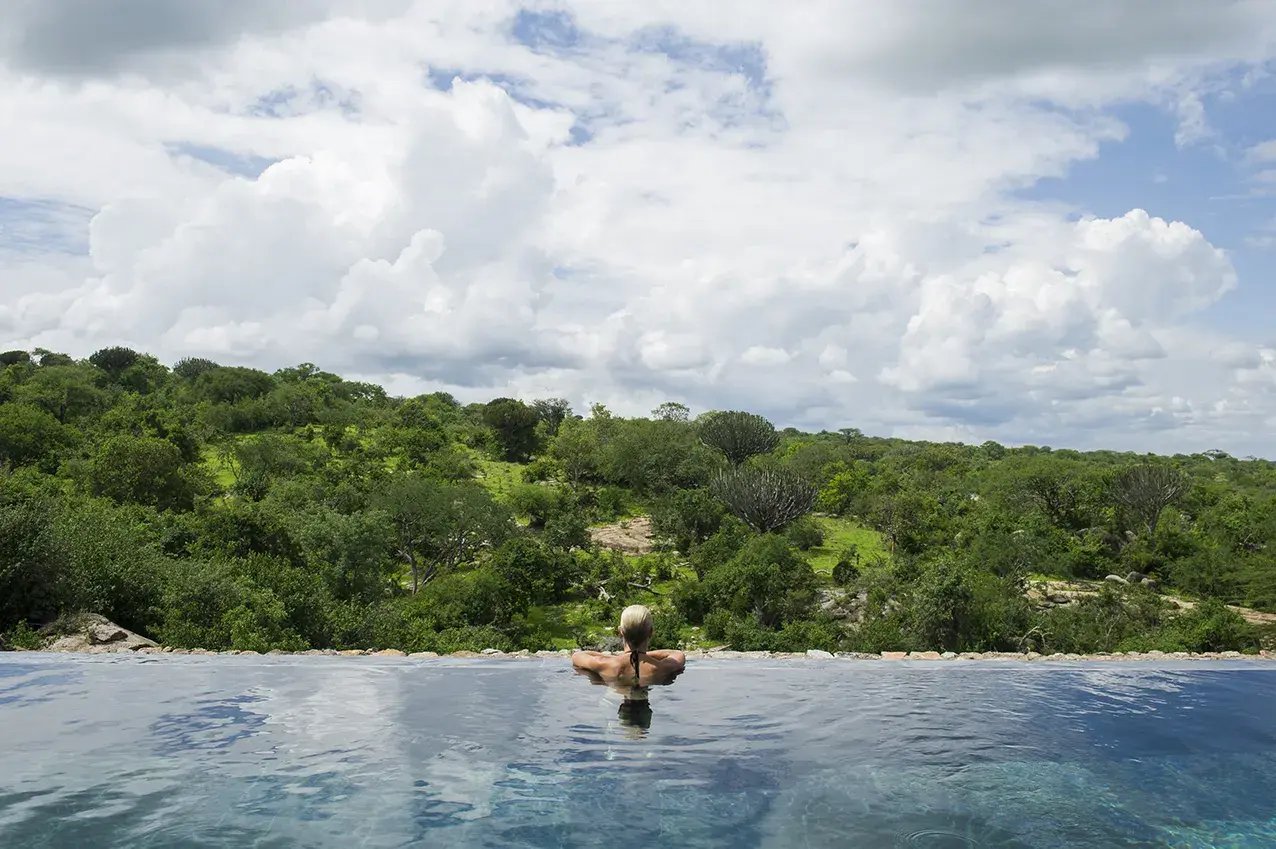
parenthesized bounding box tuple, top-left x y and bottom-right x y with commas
(1, 0, 1274, 454)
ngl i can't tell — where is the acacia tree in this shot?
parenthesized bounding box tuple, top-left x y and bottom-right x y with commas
(88, 346, 140, 379)
(652, 401, 690, 423)
(710, 465, 815, 533)
(483, 398, 540, 462)
(196, 366, 276, 404)
(15, 364, 105, 423)
(531, 398, 572, 436)
(173, 357, 221, 381)
(697, 411, 779, 466)
(374, 476, 512, 593)
(1112, 464, 1188, 536)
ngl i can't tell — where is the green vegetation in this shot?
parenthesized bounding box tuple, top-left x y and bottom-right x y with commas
(1, 346, 1273, 655)
(805, 517, 889, 575)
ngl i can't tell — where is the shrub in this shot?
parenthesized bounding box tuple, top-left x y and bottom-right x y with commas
(544, 509, 591, 551)
(88, 434, 200, 511)
(509, 484, 560, 529)
(1165, 599, 1258, 653)
(0, 496, 70, 628)
(1035, 584, 1170, 654)
(154, 559, 307, 652)
(488, 537, 580, 606)
(672, 579, 712, 624)
(697, 535, 817, 629)
(785, 516, 825, 551)
(594, 486, 630, 521)
(701, 609, 735, 642)
(650, 606, 688, 649)
(650, 489, 726, 553)
(522, 456, 560, 483)
(407, 625, 517, 654)
(832, 552, 860, 586)
(688, 518, 751, 579)
(416, 570, 528, 629)
(704, 613, 841, 652)
(423, 445, 478, 482)
(1, 620, 43, 649)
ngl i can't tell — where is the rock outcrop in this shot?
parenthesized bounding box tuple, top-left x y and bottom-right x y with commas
(40, 614, 158, 654)
(588, 516, 655, 554)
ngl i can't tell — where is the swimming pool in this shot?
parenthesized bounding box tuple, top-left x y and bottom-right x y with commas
(1, 655, 1273, 848)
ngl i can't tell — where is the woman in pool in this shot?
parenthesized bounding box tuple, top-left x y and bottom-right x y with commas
(571, 604, 686, 687)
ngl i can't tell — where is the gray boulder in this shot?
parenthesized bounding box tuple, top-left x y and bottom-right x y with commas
(1104, 574, 1129, 585)
(41, 614, 158, 653)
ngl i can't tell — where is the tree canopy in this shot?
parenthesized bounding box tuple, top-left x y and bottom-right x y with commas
(0, 344, 1271, 658)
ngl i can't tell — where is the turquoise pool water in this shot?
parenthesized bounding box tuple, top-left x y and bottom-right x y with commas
(1, 655, 1274, 848)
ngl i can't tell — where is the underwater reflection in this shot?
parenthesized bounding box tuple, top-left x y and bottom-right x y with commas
(616, 693, 653, 734)
(575, 664, 683, 738)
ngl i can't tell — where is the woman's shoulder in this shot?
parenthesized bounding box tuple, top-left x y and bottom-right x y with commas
(648, 649, 687, 669)
(570, 650, 625, 672)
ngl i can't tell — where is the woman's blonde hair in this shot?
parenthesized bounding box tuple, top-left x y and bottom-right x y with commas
(619, 604, 653, 651)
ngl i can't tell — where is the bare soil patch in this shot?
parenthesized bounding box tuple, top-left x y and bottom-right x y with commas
(589, 516, 655, 555)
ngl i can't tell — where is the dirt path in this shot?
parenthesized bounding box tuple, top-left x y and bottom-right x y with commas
(1033, 579, 1276, 626)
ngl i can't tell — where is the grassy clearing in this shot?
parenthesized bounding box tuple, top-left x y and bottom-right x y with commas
(806, 516, 890, 574)
(202, 445, 238, 489)
(523, 603, 603, 649)
(473, 457, 524, 504)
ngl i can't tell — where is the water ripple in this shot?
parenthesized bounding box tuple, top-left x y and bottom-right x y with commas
(1, 655, 1274, 847)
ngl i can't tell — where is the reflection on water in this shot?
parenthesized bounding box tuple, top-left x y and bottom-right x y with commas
(616, 697, 653, 734)
(574, 660, 684, 739)
(0, 655, 1274, 848)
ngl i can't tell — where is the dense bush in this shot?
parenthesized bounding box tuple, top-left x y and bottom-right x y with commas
(88, 434, 202, 510)
(785, 516, 825, 551)
(0, 404, 73, 469)
(650, 488, 726, 553)
(509, 483, 560, 528)
(0, 496, 71, 627)
(1, 343, 1272, 658)
(681, 536, 817, 631)
(848, 558, 1033, 653)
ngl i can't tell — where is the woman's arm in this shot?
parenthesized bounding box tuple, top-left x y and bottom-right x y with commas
(647, 649, 687, 670)
(571, 650, 609, 671)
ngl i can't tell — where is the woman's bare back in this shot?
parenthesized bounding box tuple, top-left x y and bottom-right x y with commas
(571, 649, 686, 687)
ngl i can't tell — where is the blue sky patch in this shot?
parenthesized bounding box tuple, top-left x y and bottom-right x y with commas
(165, 143, 276, 178)
(1018, 90, 1276, 338)
(629, 25, 768, 92)
(510, 9, 583, 53)
(0, 197, 92, 256)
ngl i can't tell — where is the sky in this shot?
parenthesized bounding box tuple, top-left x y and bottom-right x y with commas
(1, 1, 1275, 456)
